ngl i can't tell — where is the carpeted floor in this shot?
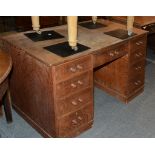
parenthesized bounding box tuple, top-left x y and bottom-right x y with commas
(0, 49, 155, 138)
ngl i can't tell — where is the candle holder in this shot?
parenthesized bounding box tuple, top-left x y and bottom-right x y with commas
(24, 30, 64, 42)
(44, 42, 90, 57)
(79, 21, 107, 29)
(104, 29, 136, 40)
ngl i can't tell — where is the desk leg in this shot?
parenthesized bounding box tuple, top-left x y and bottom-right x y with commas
(3, 89, 13, 123)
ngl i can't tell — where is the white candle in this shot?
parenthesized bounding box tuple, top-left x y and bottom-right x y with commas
(31, 16, 41, 33)
(127, 16, 134, 36)
(67, 16, 78, 50)
(92, 16, 97, 24)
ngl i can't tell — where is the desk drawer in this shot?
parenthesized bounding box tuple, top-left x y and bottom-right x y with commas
(55, 71, 92, 98)
(93, 43, 128, 68)
(58, 104, 93, 137)
(53, 55, 92, 82)
(128, 73, 144, 94)
(130, 35, 146, 51)
(129, 59, 145, 76)
(130, 48, 146, 64)
(56, 88, 93, 116)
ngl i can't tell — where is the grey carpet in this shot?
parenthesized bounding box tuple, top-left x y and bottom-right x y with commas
(0, 49, 155, 138)
(147, 47, 155, 63)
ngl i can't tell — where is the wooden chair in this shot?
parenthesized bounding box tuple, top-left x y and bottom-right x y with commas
(0, 49, 12, 123)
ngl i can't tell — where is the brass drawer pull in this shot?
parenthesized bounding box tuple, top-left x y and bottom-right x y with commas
(136, 41, 143, 46)
(114, 50, 119, 55)
(71, 101, 78, 106)
(139, 41, 143, 45)
(78, 116, 83, 121)
(71, 83, 77, 88)
(77, 80, 83, 85)
(76, 65, 83, 70)
(109, 52, 114, 57)
(135, 53, 140, 57)
(134, 80, 141, 86)
(135, 66, 142, 70)
(71, 119, 78, 125)
(134, 82, 139, 85)
(78, 98, 83, 102)
(70, 67, 76, 73)
(135, 53, 143, 58)
(136, 42, 140, 46)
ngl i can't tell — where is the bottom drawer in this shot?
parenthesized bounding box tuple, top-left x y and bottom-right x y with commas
(58, 104, 93, 137)
(128, 74, 144, 94)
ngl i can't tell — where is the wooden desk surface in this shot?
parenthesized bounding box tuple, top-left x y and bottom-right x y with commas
(0, 50, 12, 84)
(0, 19, 147, 67)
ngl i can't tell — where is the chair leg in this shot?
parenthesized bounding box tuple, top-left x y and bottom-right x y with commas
(0, 100, 2, 116)
(3, 89, 13, 123)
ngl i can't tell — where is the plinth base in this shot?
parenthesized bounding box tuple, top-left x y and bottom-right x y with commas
(44, 42, 90, 57)
(24, 30, 64, 42)
(79, 21, 107, 29)
(104, 29, 136, 39)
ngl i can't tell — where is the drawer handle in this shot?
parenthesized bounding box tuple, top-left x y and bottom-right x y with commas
(134, 80, 141, 86)
(71, 83, 77, 88)
(134, 82, 139, 85)
(135, 66, 142, 70)
(77, 65, 83, 70)
(136, 42, 140, 46)
(78, 116, 83, 121)
(109, 52, 114, 57)
(139, 41, 143, 45)
(70, 67, 76, 73)
(71, 119, 78, 125)
(135, 53, 140, 57)
(136, 41, 143, 46)
(71, 101, 78, 106)
(77, 80, 83, 85)
(78, 98, 83, 102)
(135, 53, 142, 58)
(114, 50, 119, 55)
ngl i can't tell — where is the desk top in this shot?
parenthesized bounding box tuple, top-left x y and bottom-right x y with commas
(0, 50, 12, 84)
(0, 19, 147, 66)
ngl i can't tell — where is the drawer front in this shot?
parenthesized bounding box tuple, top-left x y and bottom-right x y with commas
(129, 59, 145, 76)
(55, 71, 92, 98)
(128, 73, 144, 94)
(130, 48, 146, 63)
(130, 35, 146, 51)
(53, 55, 92, 82)
(93, 43, 128, 68)
(56, 88, 93, 116)
(58, 104, 93, 137)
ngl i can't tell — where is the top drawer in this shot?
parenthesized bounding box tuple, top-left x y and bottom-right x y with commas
(130, 35, 147, 52)
(53, 55, 92, 82)
(93, 43, 128, 68)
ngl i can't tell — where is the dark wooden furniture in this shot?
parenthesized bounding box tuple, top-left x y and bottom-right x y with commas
(109, 16, 155, 28)
(0, 17, 16, 33)
(15, 16, 66, 31)
(0, 19, 147, 137)
(0, 49, 12, 122)
(15, 16, 94, 32)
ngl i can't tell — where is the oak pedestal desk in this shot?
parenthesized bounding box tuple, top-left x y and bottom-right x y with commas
(0, 20, 147, 137)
